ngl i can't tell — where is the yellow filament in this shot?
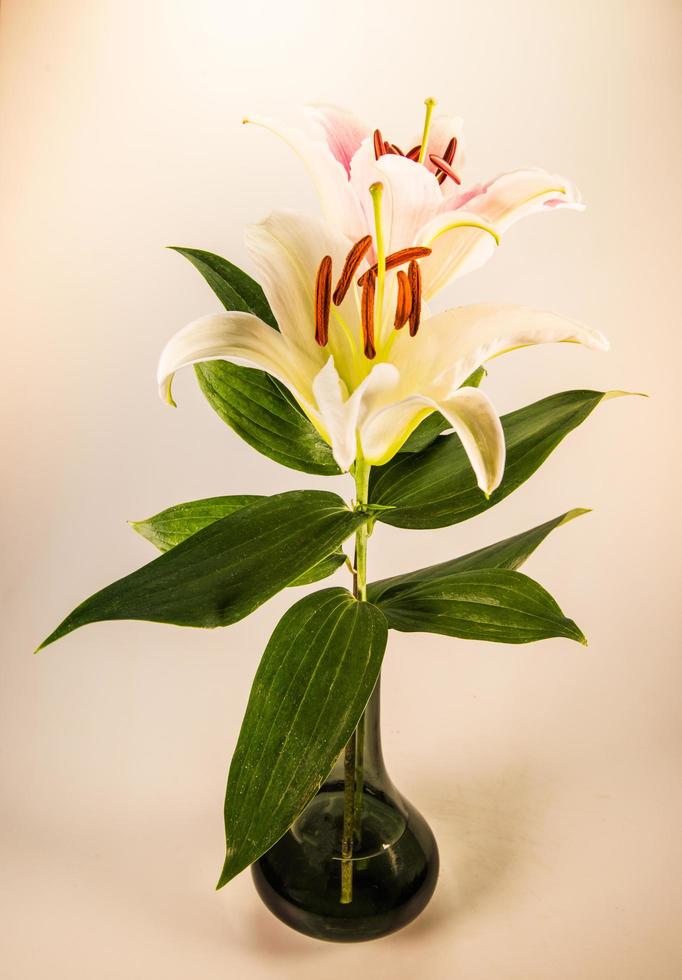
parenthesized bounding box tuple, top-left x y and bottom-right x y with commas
(417, 97, 437, 165)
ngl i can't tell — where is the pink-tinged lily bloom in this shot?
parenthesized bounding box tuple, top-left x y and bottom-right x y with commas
(242, 99, 585, 299)
(158, 203, 607, 493)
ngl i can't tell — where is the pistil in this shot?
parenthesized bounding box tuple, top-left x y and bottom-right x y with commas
(369, 182, 386, 350)
(417, 97, 437, 165)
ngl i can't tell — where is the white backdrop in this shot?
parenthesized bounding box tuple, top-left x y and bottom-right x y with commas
(1, 1, 680, 978)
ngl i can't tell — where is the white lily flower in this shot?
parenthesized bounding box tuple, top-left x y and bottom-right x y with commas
(243, 99, 585, 299)
(158, 201, 607, 494)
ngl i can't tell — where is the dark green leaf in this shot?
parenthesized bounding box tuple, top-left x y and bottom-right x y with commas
(130, 495, 263, 552)
(131, 494, 346, 588)
(367, 509, 589, 605)
(288, 550, 346, 587)
(170, 247, 278, 329)
(38, 492, 366, 650)
(399, 366, 487, 454)
(195, 362, 340, 475)
(370, 390, 619, 528)
(218, 587, 388, 887)
(372, 568, 585, 645)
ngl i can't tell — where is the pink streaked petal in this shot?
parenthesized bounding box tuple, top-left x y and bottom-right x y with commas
(304, 103, 371, 177)
(450, 168, 584, 229)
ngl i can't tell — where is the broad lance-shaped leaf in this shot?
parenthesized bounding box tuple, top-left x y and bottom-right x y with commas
(218, 588, 388, 887)
(370, 390, 629, 529)
(372, 568, 585, 645)
(130, 494, 346, 586)
(367, 509, 589, 605)
(37, 492, 367, 650)
(173, 247, 340, 475)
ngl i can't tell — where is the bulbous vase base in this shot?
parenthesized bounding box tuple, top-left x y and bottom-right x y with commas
(251, 784, 439, 943)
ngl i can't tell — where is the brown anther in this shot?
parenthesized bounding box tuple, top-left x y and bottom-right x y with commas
(382, 141, 395, 154)
(314, 255, 332, 347)
(357, 246, 432, 286)
(408, 259, 422, 336)
(393, 270, 412, 330)
(443, 136, 457, 165)
(429, 153, 461, 185)
(406, 144, 421, 161)
(390, 143, 405, 156)
(361, 270, 377, 359)
(373, 129, 385, 160)
(332, 235, 372, 306)
(437, 171, 447, 185)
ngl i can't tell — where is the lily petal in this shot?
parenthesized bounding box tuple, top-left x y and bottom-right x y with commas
(417, 209, 501, 298)
(361, 386, 504, 494)
(390, 303, 609, 397)
(304, 103, 370, 176)
(349, 143, 444, 254)
(244, 209, 356, 370)
(243, 114, 365, 235)
(312, 356, 399, 471)
(449, 168, 584, 229)
(157, 311, 315, 409)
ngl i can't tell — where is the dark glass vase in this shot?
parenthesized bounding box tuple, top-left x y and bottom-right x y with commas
(251, 677, 439, 942)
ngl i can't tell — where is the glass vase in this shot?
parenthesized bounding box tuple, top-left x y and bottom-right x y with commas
(251, 676, 439, 942)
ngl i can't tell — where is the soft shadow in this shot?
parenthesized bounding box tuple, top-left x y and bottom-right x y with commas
(393, 761, 550, 943)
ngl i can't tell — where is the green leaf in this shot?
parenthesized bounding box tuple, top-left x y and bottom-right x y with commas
(131, 494, 346, 588)
(195, 362, 341, 475)
(288, 550, 346, 587)
(371, 568, 585, 645)
(399, 365, 487, 454)
(130, 495, 263, 551)
(218, 587, 388, 887)
(37, 492, 367, 650)
(170, 247, 278, 330)
(367, 509, 589, 605)
(370, 390, 618, 529)
(172, 247, 341, 475)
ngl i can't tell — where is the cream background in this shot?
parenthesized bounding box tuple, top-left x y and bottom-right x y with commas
(1, 0, 681, 977)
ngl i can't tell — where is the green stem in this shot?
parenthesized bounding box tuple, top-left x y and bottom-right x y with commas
(340, 457, 370, 904)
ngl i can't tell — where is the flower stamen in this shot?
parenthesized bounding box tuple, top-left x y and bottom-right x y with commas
(332, 235, 373, 306)
(394, 270, 412, 330)
(406, 145, 421, 161)
(361, 270, 377, 359)
(357, 246, 432, 286)
(373, 129, 385, 160)
(408, 259, 422, 336)
(430, 153, 462, 185)
(314, 255, 332, 346)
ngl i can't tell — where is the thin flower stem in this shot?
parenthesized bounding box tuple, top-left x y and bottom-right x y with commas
(340, 456, 371, 904)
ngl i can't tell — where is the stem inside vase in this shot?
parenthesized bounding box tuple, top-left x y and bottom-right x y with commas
(340, 457, 371, 904)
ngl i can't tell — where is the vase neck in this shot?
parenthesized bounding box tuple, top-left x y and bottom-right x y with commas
(358, 675, 387, 784)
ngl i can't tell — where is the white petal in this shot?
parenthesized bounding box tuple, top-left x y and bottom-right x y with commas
(348, 142, 444, 255)
(390, 303, 609, 397)
(157, 311, 314, 409)
(243, 114, 365, 238)
(303, 103, 370, 176)
(361, 387, 505, 494)
(244, 209, 355, 371)
(312, 357, 399, 471)
(454, 168, 584, 230)
(417, 209, 501, 298)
